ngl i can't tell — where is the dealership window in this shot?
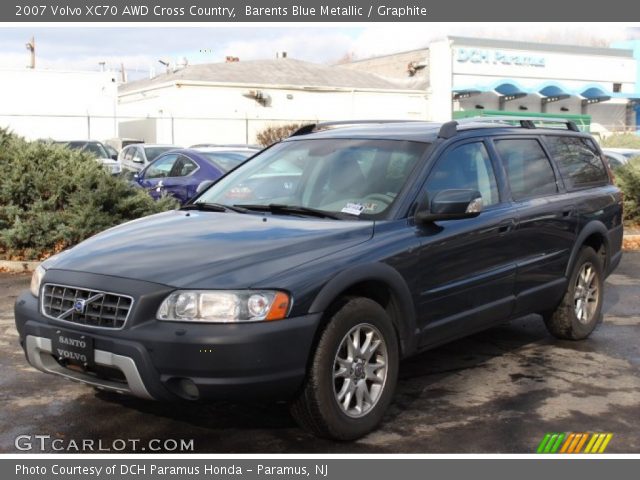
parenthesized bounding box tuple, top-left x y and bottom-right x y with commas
(544, 136, 609, 189)
(425, 142, 499, 207)
(495, 139, 557, 201)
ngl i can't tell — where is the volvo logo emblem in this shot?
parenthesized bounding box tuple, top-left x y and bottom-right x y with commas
(73, 299, 87, 314)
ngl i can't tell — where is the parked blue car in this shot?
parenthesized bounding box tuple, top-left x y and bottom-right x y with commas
(133, 148, 256, 204)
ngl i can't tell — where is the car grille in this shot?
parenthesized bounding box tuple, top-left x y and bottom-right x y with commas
(41, 284, 133, 329)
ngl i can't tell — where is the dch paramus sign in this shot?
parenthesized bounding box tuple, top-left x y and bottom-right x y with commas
(456, 48, 546, 67)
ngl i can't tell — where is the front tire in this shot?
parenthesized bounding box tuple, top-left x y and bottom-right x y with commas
(290, 297, 399, 440)
(544, 246, 604, 340)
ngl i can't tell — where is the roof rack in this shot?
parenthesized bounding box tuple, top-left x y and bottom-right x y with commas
(438, 116, 580, 138)
(289, 119, 421, 137)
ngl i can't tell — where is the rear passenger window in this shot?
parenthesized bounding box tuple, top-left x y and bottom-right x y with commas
(425, 142, 499, 207)
(495, 139, 557, 201)
(545, 136, 609, 189)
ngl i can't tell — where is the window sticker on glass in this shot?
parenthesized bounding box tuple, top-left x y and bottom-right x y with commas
(363, 203, 379, 212)
(341, 202, 365, 215)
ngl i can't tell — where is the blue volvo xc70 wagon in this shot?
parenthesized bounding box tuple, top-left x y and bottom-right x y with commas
(15, 118, 623, 440)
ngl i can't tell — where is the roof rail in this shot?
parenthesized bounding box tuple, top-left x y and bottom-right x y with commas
(456, 116, 580, 132)
(289, 119, 421, 137)
(438, 121, 459, 139)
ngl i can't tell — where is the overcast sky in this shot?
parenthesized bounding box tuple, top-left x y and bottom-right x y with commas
(1, 24, 639, 80)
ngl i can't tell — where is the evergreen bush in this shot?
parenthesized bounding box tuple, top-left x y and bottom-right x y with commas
(0, 128, 178, 260)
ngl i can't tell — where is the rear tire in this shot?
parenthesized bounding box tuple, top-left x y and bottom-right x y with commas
(543, 246, 604, 340)
(290, 297, 399, 440)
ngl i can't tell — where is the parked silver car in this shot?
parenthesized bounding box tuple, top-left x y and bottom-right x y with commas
(602, 148, 640, 169)
(55, 140, 121, 175)
(119, 144, 181, 173)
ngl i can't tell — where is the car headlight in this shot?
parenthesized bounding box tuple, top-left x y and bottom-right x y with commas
(30, 265, 46, 297)
(157, 290, 291, 323)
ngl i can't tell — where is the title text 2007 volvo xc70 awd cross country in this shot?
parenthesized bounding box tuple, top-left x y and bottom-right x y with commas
(15, 118, 623, 440)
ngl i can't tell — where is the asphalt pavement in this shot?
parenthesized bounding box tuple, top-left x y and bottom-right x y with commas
(1, 253, 638, 453)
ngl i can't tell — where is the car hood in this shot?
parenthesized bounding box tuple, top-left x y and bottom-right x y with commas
(47, 210, 374, 288)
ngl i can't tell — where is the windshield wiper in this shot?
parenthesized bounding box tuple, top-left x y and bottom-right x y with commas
(181, 202, 248, 213)
(234, 203, 344, 220)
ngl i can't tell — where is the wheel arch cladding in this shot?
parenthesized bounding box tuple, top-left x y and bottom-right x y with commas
(567, 221, 609, 277)
(308, 263, 417, 357)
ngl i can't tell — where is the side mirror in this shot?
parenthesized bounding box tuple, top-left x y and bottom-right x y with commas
(132, 157, 144, 164)
(196, 180, 214, 194)
(110, 153, 118, 160)
(416, 189, 483, 223)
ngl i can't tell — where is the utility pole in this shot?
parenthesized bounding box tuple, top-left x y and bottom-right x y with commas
(120, 62, 126, 83)
(26, 36, 35, 69)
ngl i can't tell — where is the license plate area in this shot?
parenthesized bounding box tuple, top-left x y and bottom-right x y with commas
(52, 329, 94, 367)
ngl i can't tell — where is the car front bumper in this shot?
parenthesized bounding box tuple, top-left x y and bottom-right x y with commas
(15, 291, 321, 401)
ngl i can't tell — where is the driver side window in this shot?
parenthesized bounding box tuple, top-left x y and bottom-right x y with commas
(144, 154, 179, 179)
(424, 142, 499, 208)
(132, 148, 144, 164)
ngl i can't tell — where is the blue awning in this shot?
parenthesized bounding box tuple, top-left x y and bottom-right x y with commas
(494, 83, 528, 96)
(581, 87, 611, 102)
(539, 85, 570, 97)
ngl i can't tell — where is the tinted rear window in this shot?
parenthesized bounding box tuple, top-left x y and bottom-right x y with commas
(545, 136, 609, 189)
(494, 138, 558, 201)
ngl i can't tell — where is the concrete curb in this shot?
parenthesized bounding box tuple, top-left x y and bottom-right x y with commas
(0, 260, 40, 273)
(623, 234, 640, 251)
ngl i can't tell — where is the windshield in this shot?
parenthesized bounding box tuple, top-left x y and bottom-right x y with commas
(65, 141, 109, 159)
(196, 138, 429, 219)
(201, 151, 255, 172)
(144, 146, 177, 162)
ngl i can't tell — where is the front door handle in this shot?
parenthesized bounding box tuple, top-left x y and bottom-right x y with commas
(498, 219, 516, 233)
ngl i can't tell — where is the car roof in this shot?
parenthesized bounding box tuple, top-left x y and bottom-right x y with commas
(127, 144, 180, 148)
(190, 143, 260, 149)
(282, 119, 591, 143)
(603, 147, 640, 153)
(193, 147, 257, 153)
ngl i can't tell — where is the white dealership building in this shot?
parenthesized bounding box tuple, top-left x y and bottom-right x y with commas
(1, 36, 638, 144)
(344, 36, 640, 136)
(117, 57, 428, 146)
(0, 69, 119, 141)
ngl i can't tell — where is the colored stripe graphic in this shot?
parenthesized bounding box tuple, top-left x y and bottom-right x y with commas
(584, 433, 599, 453)
(537, 433, 552, 453)
(575, 433, 589, 453)
(598, 434, 613, 453)
(537, 433, 613, 454)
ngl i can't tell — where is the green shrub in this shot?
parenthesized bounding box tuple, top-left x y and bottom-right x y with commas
(615, 157, 640, 224)
(601, 133, 640, 149)
(0, 128, 178, 260)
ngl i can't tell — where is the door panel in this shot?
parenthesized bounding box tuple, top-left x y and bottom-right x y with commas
(493, 137, 577, 315)
(415, 207, 518, 347)
(411, 140, 518, 348)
